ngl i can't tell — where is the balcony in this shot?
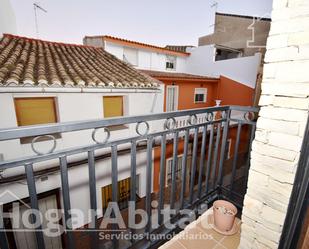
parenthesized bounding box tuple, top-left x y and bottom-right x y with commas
(0, 105, 258, 249)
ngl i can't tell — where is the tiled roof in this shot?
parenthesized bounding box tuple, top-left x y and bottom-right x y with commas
(84, 35, 191, 57)
(165, 45, 195, 53)
(216, 12, 271, 22)
(0, 34, 160, 88)
(139, 70, 219, 81)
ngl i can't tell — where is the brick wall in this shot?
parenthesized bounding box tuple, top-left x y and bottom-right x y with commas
(239, 0, 309, 248)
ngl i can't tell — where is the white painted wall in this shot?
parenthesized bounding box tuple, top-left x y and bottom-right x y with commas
(104, 41, 187, 72)
(0, 0, 17, 36)
(104, 41, 261, 89)
(185, 45, 261, 89)
(0, 88, 164, 227)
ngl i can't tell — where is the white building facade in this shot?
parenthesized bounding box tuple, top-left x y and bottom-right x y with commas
(84, 35, 261, 89)
(0, 34, 164, 235)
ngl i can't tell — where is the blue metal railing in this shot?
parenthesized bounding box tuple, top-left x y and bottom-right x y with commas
(0, 105, 258, 249)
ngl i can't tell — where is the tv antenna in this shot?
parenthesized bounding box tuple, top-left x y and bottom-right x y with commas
(209, 1, 219, 28)
(33, 2, 47, 38)
(210, 1, 218, 9)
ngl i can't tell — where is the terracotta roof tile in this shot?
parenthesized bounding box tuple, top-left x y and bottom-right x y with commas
(0, 34, 160, 89)
(165, 45, 195, 53)
(84, 35, 191, 57)
(139, 70, 219, 81)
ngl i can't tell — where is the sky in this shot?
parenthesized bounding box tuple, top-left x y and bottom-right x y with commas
(10, 0, 273, 47)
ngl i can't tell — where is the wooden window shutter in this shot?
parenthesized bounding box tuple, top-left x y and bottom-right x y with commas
(15, 98, 57, 126)
(103, 96, 123, 118)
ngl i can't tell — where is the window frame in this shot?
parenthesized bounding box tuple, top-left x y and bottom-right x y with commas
(14, 97, 59, 126)
(102, 95, 128, 131)
(14, 97, 61, 144)
(214, 47, 242, 61)
(165, 55, 177, 71)
(194, 88, 207, 104)
(166, 154, 184, 186)
(166, 85, 179, 112)
(101, 176, 140, 210)
(103, 95, 124, 118)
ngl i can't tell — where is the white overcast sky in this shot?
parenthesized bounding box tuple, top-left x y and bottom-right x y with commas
(10, 0, 273, 46)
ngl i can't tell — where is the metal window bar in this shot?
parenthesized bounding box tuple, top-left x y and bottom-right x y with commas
(189, 127, 199, 204)
(158, 134, 166, 225)
(170, 131, 179, 210)
(145, 137, 153, 233)
(217, 110, 231, 187)
(59, 156, 75, 249)
(211, 123, 221, 190)
(111, 145, 119, 247)
(87, 150, 98, 249)
(197, 124, 208, 199)
(24, 163, 46, 249)
(205, 124, 214, 194)
(229, 123, 242, 194)
(180, 129, 189, 209)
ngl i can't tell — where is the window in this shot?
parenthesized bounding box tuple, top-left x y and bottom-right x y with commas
(14, 97, 60, 143)
(166, 155, 183, 186)
(215, 47, 242, 61)
(103, 96, 128, 130)
(194, 88, 207, 103)
(166, 55, 176, 70)
(101, 177, 139, 210)
(123, 47, 138, 66)
(15, 97, 58, 126)
(166, 86, 178, 112)
(103, 96, 123, 118)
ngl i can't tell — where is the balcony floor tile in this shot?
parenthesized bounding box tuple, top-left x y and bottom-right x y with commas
(159, 209, 241, 249)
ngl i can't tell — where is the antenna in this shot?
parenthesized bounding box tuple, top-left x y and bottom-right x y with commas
(33, 2, 47, 38)
(210, 1, 218, 9)
(209, 1, 218, 28)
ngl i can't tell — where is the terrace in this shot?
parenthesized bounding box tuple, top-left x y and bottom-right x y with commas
(0, 105, 258, 249)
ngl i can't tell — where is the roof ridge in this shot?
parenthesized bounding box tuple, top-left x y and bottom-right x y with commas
(215, 12, 271, 21)
(84, 35, 191, 55)
(139, 69, 219, 80)
(0, 34, 159, 89)
(3, 34, 99, 49)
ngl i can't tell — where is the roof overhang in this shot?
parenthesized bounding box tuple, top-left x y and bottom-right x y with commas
(101, 36, 191, 57)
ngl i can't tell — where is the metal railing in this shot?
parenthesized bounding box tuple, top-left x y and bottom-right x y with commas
(0, 105, 258, 249)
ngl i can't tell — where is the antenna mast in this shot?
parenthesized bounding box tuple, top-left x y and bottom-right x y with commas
(209, 1, 218, 28)
(33, 2, 47, 38)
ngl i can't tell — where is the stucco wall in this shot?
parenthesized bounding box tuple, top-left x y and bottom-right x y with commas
(199, 13, 270, 57)
(161, 79, 219, 111)
(239, 0, 309, 248)
(104, 41, 188, 72)
(218, 76, 255, 106)
(0, 88, 164, 227)
(185, 45, 261, 89)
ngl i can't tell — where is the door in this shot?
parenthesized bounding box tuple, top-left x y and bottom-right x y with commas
(101, 176, 139, 210)
(11, 194, 62, 249)
(166, 86, 178, 112)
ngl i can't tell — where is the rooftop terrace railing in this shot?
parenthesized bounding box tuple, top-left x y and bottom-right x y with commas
(0, 105, 258, 249)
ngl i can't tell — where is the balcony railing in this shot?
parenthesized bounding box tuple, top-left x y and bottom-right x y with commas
(0, 105, 258, 249)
